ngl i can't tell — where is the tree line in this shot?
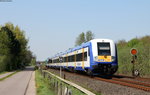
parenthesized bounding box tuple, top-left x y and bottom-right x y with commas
(0, 23, 34, 72)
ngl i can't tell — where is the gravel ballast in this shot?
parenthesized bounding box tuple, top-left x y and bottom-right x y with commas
(48, 69, 150, 95)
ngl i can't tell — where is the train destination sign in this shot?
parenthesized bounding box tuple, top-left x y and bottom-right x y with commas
(130, 48, 138, 55)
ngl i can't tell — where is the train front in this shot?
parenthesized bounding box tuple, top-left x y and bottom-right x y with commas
(91, 39, 118, 75)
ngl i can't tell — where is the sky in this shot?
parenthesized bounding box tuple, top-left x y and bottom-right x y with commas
(0, 0, 150, 61)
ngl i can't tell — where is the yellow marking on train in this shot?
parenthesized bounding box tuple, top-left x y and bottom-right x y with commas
(74, 51, 77, 68)
(98, 56, 111, 62)
(66, 54, 68, 67)
(82, 48, 84, 69)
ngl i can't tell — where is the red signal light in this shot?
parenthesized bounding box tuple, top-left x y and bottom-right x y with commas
(131, 48, 138, 55)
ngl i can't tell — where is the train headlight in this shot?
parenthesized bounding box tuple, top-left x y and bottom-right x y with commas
(111, 56, 116, 62)
(94, 56, 98, 61)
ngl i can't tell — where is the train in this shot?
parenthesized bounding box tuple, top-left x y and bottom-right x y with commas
(46, 39, 118, 76)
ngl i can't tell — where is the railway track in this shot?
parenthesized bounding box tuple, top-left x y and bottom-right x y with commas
(48, 69, 150, 92)
(94, 76, 150, 92)
(69, 71, 150, 92)
(114, 74, 150, 83)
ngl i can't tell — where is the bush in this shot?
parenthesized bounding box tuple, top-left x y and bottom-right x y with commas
(117, 36, 150, 77)
(34, 66, 39, 70)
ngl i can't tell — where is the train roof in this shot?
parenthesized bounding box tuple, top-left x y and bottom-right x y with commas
(50, 39, 113, 58)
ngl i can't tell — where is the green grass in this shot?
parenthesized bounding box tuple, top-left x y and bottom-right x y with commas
(0, 71, 8, 75)
(43, 70, 99, 95)
(0, 71, 19, 81)
(35, 70, 55, 95)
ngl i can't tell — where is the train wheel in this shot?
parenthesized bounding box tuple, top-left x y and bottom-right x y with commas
(71, 67, 74, 73)
(87, 69, 93, 77)
(73, 68, 77, 73)
(69, 67, 74, 73)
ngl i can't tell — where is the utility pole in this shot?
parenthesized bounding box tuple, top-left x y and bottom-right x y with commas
(59, 56, 63, 78)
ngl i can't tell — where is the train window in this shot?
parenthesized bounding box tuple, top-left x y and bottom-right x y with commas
(76, 52, 87, 61)
(67, 55, 75, 62)
(97, 42, 111, 55)
(53, 59, 55, 63)
(64, 57, 66, 62)
(57, 59, 59, 63)
(53, 58, 60, 63)
(70, 56, 72, 62)
(76, 53, 82, 61)
(68, 56, 70, 62)
(68, 56, 71, 62)
(63, 56, 68, 62)
(48, 59, 52, 63)
(70, 55, 74, 62)
(84, 52, 87, 61)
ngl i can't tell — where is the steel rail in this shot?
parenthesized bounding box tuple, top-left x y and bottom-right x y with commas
(112, 78, 150, 87)
(94, 77, 150, 92)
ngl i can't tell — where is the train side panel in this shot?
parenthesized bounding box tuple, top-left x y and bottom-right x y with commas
(46, 39, 118, 75)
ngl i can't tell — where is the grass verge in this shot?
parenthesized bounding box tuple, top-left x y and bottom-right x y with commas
(35, 70, 55, 95)
(0, 71, 8, 75)
(0, 71, 19, 81)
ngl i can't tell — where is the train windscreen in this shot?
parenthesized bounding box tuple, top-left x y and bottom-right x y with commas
(97, 42, 111, 55)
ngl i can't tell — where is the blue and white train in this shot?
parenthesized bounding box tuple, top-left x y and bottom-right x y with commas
(46, 39, 118, 75)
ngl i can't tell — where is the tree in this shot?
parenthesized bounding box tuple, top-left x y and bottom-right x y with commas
(31, 57, 36, 66)
(117, 39, 127, 47)
(24, 50, 33, 66)
(75, 32, 85, 46)
(0, 26, 21, 70)
(0, 22, 33, 72)
(75, 31, 94, 46)
(85, 31, 94, 42)
(0, 26, 11, 72)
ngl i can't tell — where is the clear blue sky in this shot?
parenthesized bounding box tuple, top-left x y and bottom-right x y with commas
(0, 0, 150, 61)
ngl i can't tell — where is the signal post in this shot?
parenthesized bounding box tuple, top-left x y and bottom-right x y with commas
(130, 48, 139, 77)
